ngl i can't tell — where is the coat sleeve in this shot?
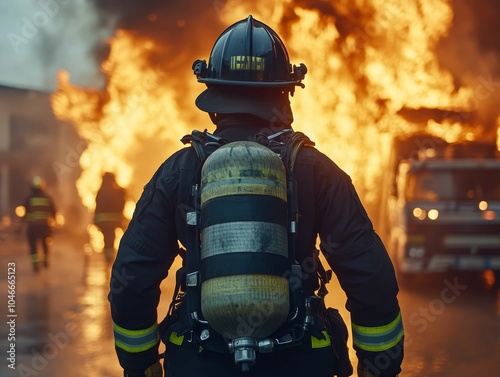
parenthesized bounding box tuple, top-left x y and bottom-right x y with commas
(315, 153, 404, 376)
(108, 160, 181, 372)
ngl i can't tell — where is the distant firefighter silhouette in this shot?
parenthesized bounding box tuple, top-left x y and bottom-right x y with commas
(23, 176, 57, 272)
(94, 172, 126, 264)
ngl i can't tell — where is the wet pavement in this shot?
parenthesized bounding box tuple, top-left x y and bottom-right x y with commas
(1, 230, 499, 376)
(394, 272, 500, 376)
(1, 229, 124, 377)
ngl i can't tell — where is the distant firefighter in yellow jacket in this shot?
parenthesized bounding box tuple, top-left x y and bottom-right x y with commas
(23, 176, 57, 272)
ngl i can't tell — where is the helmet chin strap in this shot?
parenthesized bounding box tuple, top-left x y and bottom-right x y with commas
(208, 107, 293, 128)
(209, 112, 219, 125)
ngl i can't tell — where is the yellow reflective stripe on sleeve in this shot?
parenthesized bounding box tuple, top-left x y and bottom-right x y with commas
(311, 330, 331, 348)
(352, 312, 404, 352)
(168, 331, 184, 346)
(26, 211, 53, 221)
(113, 322, 159, 353)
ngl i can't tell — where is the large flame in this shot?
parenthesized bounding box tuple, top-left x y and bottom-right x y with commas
(48, 3, 499, 373)
(223, 2, 478, 202)
(51, 0, 495, 229)
(52, 30, 197, 213)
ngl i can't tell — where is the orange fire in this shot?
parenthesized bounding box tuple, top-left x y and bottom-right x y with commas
(49, 3, 499, 370)
(51, 1, 494, 236)
(52, 30, 197, 211)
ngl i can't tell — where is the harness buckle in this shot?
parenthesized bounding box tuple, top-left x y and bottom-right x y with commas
(186, 271, 199, 287)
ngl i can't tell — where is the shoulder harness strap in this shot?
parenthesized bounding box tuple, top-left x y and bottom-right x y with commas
(179, 130, 229, 330)
(257, 130, 332, 299)
(255, 129, 318, 323)
(160, 130, 229, 336)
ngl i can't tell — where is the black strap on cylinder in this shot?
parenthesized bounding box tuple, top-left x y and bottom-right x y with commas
(201, 195, 288, 228)
(200, 252, 290, 281)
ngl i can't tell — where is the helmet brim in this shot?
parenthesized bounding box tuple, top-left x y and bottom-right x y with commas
(195, 86, 294, 124)
(197, 78, 305, 89)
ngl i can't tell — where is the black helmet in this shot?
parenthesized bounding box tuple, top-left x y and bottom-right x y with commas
(193, 15, 307, 90)
(193, 16, 306, 124)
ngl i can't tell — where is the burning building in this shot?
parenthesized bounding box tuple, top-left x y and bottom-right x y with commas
(50, 0, 500, 236)
(0, 84, 85, 233)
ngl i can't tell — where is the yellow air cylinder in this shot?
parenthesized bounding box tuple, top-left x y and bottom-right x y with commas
(200, 141, 290, 340)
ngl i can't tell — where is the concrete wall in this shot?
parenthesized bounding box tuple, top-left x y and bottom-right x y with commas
(0, 85, 86, 234)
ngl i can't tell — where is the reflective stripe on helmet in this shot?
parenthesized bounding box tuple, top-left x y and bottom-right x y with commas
(113, 322, 159, 353)
(230, 56, 266, 71)
(352, 312, 404, 352)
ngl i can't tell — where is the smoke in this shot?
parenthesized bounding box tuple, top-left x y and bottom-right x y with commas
(437, 0, 500, 136)
(87, 0, 234, 120)
(91, 1, 225, 75)
(41, 0, 112, 90)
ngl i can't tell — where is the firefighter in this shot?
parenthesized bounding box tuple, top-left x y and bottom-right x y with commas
(23, 176, 57, 272)
(109, 16, 404, 377)
(94, 172, 127, 264)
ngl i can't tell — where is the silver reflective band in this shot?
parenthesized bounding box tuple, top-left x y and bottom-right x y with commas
(187, 212, 197, 225)
(186, 271, 198, 287)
